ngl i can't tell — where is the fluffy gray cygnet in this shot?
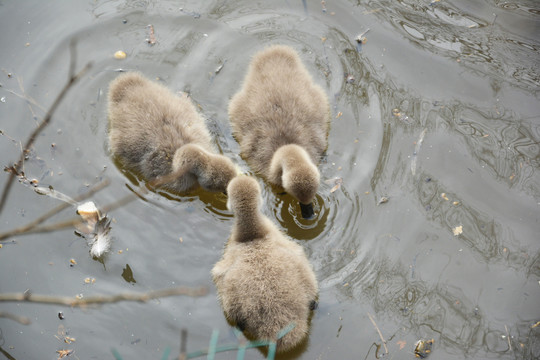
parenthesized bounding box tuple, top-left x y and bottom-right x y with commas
(212, 176, 318, 352)
(108, 72, 237, 193)
(228, 45, 330, 218)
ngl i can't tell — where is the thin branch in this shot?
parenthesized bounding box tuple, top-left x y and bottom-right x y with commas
(505, 324, 512, 351)
(6, 88, 47, 113)
(17, 76, 45, 125)
(0, 346, 17, 360)
(367, 312, 389, 355)
(0, 311, 31, 325)
(0, 286, 208, 307)
(0, 179, 110, 241)
(0, 40, 93, 215)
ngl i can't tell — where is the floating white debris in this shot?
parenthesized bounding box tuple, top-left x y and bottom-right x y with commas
(411, 128, 427, 175)
(77, 201, 100, 226)
(453, 225, 463, 236)
(89, 218, 112, 258)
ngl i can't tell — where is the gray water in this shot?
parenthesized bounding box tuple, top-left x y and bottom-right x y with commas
(0, 0, 539, 359)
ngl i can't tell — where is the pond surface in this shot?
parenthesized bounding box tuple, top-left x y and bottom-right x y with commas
(0, 0, 539, 359)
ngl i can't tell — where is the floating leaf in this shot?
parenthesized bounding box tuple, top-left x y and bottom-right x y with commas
(56, 349, 73, 359)
(328, 177, 343, 193)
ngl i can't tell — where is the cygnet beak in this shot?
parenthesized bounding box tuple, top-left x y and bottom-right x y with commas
(300, 202, 315, 219)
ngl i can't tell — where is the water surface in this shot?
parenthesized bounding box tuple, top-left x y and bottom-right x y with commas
(0, 0, 539, 359)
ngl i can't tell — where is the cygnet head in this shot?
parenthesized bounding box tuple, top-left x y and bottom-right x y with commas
(282, 165, 320, 204)
(226, 176, 262, 215)
(172, 144, 238, 193)
(271, 144, 320, 219)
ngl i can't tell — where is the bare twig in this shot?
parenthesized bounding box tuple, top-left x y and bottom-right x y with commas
(0, 346, 17, 360)
(505, 324, 512, 351)
(0, 179, 110, 241)
(0, 311, 31, 325)
(17, 76, 44, 125)
(7, 88, 47, 113)
(0, 38, 93, 215)
(367, 312, 389, 355)
(0, 286, 208, 307)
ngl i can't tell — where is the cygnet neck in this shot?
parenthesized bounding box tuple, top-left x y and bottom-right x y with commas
(232, 205, 267, 243)
(270, 144, 311, 181)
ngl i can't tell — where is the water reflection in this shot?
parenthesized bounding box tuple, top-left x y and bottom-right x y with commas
(358, 0, 540, 91)
(121, 263, 136, 283)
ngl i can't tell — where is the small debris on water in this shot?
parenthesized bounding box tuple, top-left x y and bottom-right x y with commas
(122, 19, 127, 24)
(69, 259, 77, 266)
(378, 196, 389, 205)
(58, 311, 64, 320)
(114, 50, 127, 60)
(77, 201, 100, 228)
(63, 336, 75, 344)
(84, 277, 96, 284)
(346, 74, 355, 83)
(441, 193, 449, 201)
(56, 349, 73, 359)
(392, 108, 412, 124)
(326, 177, 343, 193)
(214, 60, 227, 75)
(355, 28, 370, 44)
(414, 339, 434, 358)
(146, 24, 156, 45)
(452, 225, 463, 236)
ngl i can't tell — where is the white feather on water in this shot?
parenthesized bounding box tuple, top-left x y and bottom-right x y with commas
(89, 218, 112, 257)
(33, 185, 113, 257)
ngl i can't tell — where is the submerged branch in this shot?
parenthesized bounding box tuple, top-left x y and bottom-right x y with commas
(0, 286, 208, 307)
(0, 311, 31, 325)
